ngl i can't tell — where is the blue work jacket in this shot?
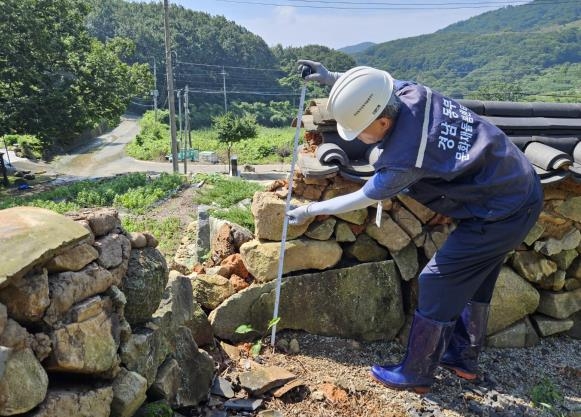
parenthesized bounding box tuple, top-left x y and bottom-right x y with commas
(374, 81, 537, 220)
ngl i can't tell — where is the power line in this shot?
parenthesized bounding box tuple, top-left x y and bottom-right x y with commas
(214, 0, 579, 10)
(176, 60, 287, 73)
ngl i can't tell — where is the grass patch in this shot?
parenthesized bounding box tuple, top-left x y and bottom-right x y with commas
(209, 206, 256, 232)
(121, 216, 182, 258)
(192, 173, 263, 208)
(192, 173, 263, 233)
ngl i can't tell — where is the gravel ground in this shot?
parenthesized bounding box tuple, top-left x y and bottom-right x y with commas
(209, 331, 580, 417)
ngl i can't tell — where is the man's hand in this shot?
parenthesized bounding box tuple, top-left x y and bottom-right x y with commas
(297, 60, 340, 86)
(287, 203, 313, 225)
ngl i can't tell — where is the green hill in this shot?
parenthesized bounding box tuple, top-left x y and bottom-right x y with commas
(338, 42, 376, 55)
(352, 1, 581, 101)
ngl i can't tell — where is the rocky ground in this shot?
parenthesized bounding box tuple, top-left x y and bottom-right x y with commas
(148, 186, 580, 417)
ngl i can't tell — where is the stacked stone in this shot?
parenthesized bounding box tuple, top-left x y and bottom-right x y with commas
(0, 206, 215, 417)
(233, 174, 581, 348)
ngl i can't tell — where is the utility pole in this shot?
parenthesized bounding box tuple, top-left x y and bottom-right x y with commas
(163, 0, 178, 172)
(184, 85, 189, 175)
(221, 66, 228, 113)
(177, 89, 183, 149)
(153, 58, 158, 122)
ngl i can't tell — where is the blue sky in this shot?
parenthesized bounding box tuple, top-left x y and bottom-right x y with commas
(163, 0, 526, 49)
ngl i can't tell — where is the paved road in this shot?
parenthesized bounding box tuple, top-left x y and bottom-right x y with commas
(10, 116, 290, 180)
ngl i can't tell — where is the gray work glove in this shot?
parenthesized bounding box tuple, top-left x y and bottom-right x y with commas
(297, 59, 341, 87)
(286, 203, 313, 225)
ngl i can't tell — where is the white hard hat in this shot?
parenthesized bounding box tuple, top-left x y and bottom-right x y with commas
(326, 66, 394, 141)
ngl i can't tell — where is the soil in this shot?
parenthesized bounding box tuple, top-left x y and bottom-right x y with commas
(151, 186, 581, 417)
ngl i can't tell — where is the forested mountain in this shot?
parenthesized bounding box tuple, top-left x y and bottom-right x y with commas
(86, 0, 355, 126)
(339, 42, 376, 55)
(352, 1, 581, 101)
(439, 0, 581, 34)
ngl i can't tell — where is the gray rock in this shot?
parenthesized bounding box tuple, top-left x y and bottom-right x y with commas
(127, 232, 147, 249)
(44, 263, 116, 325)
(238, 366, 295, 396)
(46, 243, 99, 273)
(531, 314, 574, 337)
(305, 218, 336, 241)
(123, 248, 169, 326)
(488, 267, 540, 335)
(344, 234, 388, 262)
(120, 326, 171, 387)
(510, 251, 557, 285)
(171, 326, 215, 407)
(523, 222, 546, 246)
(391, 243, 419, 281)
(334, 221, 356, 243)
(391, 205, 423, 239)
(211, 377, 235, 399)
(487, 317, 539, 348)
(566, 309, 581, 339)
(224, 398, 263, 411)
(87, 208, 121, 237)
(0, 207, 89, 288)
(46, 302, 119, 374)
(550, 249, 578, 270)
(334, 208, 368, 225)
(197, 208, 211, 261)
(94, 234, 131, 269)
(210, 260, 404, 342)
(366, 213, 411, 252)
(111, 368, 147, 417)
(0, 267, 49, 323)
(24, 385, 113, 417)
(536, 288, 581, 319)
(190, 274, 234, 310)
(555, 196, 581, 222)
(0, 348, 48, 415)
(149, 358, 180, 403)
(0, 319, 33, 350)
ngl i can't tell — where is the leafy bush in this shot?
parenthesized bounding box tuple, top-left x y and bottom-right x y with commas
(126, 110, 171, 160)
(2, 135, 45, 159)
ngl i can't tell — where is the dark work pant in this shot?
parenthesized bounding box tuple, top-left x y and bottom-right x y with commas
(418, 181, 543, 322)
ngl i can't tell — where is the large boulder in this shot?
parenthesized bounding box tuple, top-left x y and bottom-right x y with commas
(0, 207, 89, 288)
(488, 267, 540, 335)
(123, 248, 169, 326)
(111, 368, 147, 417)
(210, 260, 404, 342)
(240, 238, 342, 283)
(536, 288, 581, 319)
(366, 213, 411, 253)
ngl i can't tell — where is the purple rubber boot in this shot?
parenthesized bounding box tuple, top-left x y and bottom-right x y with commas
(440, 301, 490, 380)
(370, 311, 455, 394)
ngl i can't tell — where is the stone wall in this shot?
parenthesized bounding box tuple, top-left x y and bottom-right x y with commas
(0, 207, 215, 416)
(228, 173, 581, 347)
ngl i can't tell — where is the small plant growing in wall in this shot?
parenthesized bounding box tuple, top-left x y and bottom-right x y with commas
(235, 317, 281, 357)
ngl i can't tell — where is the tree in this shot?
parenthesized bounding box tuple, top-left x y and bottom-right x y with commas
(0, 0, 152, 150)
(212, 112, 257, 172)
